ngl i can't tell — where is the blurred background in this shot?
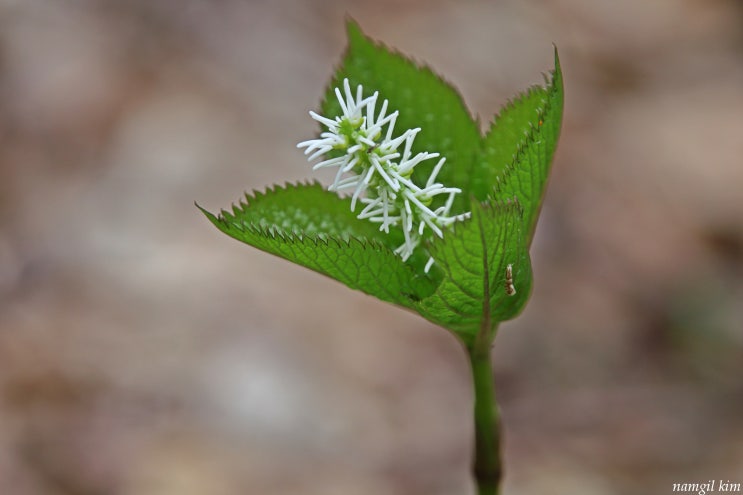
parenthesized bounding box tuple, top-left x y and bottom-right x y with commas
(1, 0, 742, 494)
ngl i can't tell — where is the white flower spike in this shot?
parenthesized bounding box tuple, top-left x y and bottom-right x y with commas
(298, 79, 470, 272)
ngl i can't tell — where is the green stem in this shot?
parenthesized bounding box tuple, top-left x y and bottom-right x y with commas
(469, 345, 501, 495)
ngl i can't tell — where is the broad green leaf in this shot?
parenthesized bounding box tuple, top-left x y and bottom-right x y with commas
(197, 182, 437, 307)
(470, 86, 548, 201)
(416, 199, 532, 347)
(321, 20, 481, 214)
(486, 50, 564, 245)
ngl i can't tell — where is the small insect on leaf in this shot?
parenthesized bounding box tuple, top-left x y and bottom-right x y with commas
(505, 263, 516, 296)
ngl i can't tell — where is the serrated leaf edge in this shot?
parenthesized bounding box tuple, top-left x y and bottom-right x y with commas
(487, 58, 563, 239)
(335, 19, 480, 128)
(197, 182, 440, 305)
(204, 181, 395, 253)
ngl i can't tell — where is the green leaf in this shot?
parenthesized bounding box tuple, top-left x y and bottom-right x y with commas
(416, 199, 533, 347)
(485, 50, 564, 245)
(321, 20, 481, 214)
(470, 86, 548, 201)
(197, 182, 438, 307)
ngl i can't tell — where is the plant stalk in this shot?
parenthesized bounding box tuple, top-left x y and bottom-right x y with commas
(469, 344, 502, 495)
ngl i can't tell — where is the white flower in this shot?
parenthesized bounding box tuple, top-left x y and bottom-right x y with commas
(298, 79, 470, 271)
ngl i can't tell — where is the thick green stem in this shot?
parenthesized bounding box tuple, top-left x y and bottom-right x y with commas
(469, 346, 501, 495)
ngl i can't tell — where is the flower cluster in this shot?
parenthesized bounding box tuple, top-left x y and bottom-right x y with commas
(298, 79, 469, 272)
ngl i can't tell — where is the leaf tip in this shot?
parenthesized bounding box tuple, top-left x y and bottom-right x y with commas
(550, 45, 564, 96)
(345, 17, 367, 46)
(195, 201, 217, 221)
(344, 16, 361, 33)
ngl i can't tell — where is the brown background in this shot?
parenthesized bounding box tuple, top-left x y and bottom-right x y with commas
(1, 1, 742, 494)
